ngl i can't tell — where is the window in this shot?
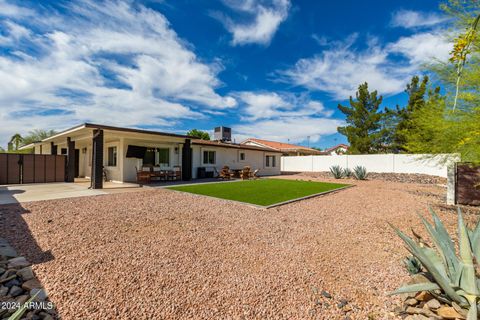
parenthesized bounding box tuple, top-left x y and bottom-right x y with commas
(157, 148, 170, 166)
(143, 149, 155, 166)
(107, 146, 117, 167)
(61, 148, 67, 155)
(240, 152, 245, 161)
(266, 155, 276, 167)
(203, 150, 216, 164)
(143, 148, 170, 166)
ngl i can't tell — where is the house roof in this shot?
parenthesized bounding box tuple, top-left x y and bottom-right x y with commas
(324, 143, 350, 153)
(240, 138, 324, 154)
(192, 139, 282, 153)
(18, 123, 281, 153)
(18, 123, 194, 149)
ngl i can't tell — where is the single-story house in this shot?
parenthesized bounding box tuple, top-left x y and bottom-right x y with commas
(324, 144, 349, 155)
(240, 138, 324, 156)
(19, 123, 282, 188)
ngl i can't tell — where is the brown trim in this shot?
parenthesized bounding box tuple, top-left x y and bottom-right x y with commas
(84, 123, 192, 139)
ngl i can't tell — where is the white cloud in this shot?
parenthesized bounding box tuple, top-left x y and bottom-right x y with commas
(0, 0, 235, 145)
(278, 31, 451, 99)
(235, 91, 333, 121)
(387, 32, 452, 65)
(391, 10, 448, 29)
(231, 91, 339, 144)
(234, 117, 343, 144)
(214, 0, 290, 46)
(0, 0, 33, 17)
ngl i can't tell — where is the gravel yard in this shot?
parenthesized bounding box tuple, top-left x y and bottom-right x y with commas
(1, 175, 479, 319)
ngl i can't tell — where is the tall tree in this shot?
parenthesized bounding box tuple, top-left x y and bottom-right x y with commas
(404, 1, 480, 162)
(385, 76, 440, 152)
(9, 133, 23, 151)
(186, 129, 210, 140)
(337, 82, 385, 154)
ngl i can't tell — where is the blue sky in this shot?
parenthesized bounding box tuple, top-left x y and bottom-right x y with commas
(0, 0, 451, 149)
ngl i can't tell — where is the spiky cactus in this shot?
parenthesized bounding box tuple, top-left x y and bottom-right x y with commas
(390, 208, 480, 319)
(329, 165, 344, 179)
(353, 166, 368, 180)
(403, 256, 422, 275)
(343, 168, 353, 178)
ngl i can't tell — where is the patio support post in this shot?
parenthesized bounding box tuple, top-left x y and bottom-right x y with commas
(182, 139, 192, 181)
(50, 142, 57, 155)
(66, 137, 75, 182)
(91, 129, 104, 189)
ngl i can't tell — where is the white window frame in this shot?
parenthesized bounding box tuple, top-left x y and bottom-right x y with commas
(202, 150, 216, 165)
(239, 151, 246, 161)
(265, 155, 276, 168)
(156, 147, 170, 167)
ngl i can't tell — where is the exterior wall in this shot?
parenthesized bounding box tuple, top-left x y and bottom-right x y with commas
(192, 145, 281, 179)
(104, 139, 123, 182)
(281, 154, 459, 178)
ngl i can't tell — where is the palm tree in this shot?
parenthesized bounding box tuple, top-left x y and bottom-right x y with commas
(9, 133, 23, 151)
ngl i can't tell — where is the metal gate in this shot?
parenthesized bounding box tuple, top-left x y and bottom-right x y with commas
(0, 153, 66, 185)
(456, 163, 480, 206)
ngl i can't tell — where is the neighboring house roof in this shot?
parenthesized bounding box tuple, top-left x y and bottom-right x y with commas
(193, 139, 282, 153)
(240, 138, 324, 154)
(324, 144, 349, 153)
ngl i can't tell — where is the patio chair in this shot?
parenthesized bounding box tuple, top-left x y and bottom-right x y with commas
(168, 166, 182, 181)
(219, 166, 234, 180)
(240, 166, 251, 180)
(251, 169, 260, 180)
(152, 167, 167, 181)
(135, 166, 151, 184)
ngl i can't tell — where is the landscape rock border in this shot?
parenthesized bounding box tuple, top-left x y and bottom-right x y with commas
(395, 274, 469, 320)
(0, 238, 57, 320)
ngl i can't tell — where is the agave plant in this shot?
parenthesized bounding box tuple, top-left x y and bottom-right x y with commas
(403, 255, 422, 275)
(329, 165, 344, 179)
(353, 166, 368, 180)
(343, 168, 353, 178)
(390, 208, 480, 319)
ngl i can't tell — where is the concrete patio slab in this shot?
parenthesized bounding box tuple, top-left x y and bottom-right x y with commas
(0, 183, 107, 205)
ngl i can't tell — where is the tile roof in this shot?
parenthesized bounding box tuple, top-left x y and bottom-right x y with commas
(192, 139, 282, 152)
(241, 138, 324, 154)
(324, 144, 350, 153)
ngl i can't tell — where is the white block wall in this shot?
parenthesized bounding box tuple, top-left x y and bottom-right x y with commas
(281, 154, 459, 178)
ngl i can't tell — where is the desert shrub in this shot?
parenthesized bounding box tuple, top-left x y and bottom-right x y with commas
(353, 166, 368, 180)
(329, 165, 344, 179)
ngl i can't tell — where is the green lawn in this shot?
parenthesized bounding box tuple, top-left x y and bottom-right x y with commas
(166, 179, 350, 207)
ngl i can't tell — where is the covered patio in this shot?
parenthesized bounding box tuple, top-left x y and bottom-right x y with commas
(26, 123, 194, 189)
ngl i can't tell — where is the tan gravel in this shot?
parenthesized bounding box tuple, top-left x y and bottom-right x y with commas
(1, 175, 479, 319)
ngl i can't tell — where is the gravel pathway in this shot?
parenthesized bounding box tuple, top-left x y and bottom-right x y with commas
(1, 176, 479, 319)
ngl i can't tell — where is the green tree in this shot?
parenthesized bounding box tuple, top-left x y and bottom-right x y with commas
(337, 82, 386, 154)
(186, 129, 210, 140)
(21, 129, 57, 145)
(385, 76, 440, 152)
(404, 1, 480, 162)
(9, 133, 23, 151)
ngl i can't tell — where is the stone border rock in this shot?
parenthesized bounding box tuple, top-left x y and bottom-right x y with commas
(395, 274, 468, 320)
(0, 238, 57, 320)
